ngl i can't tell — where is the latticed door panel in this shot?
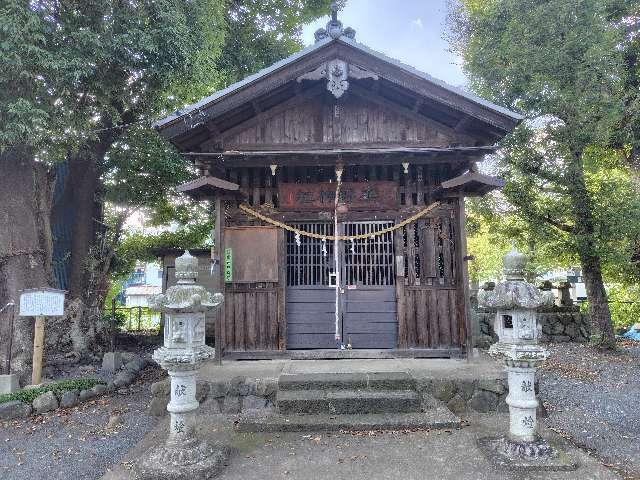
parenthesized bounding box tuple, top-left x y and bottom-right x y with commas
(286, 223, 334, 287)
(342, 221, 395, 286)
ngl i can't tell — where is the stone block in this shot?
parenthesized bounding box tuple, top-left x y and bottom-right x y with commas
(0, 400, 32, 419)
(429, 380, 457, 403)
(209, 381, 229, 398)
(150, 378, 170, 396)
(120, 352, 136, 364)
(229, 376, 249, 396)
(255, 379, 277, 398)
(446, 394, 468, 415)
(222, 395, 242, 414)
(149, 396, 169, 416)
(104, 382, 116, 394)
(477, 378, 506, 395)
(551, 322, 565, 335)
(565, 323, 578, 339)
(101, 352, 122, 373)
(196, 381, 210, 403)
(454, 380, 476, 401)
(124, 357, 145, 374)
(113, 371, 135, 388)
(33, 391, 58, 414)
(553, 335, 571, 343)
(243, 395, 268, 410)
(79, 389, 95, 402)
(92, 384, 107, 396)
(60, 390, 79, 408)
(468, 390, 499, 413)
(0, 374, 20, 394)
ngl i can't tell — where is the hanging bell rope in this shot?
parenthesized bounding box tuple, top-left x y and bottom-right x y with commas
(238, 201, 442, 241)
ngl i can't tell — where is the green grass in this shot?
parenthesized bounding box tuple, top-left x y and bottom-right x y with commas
(0, 378, 106, 405)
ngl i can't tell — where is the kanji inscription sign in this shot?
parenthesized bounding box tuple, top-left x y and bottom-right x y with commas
(278, 181, 397, 211)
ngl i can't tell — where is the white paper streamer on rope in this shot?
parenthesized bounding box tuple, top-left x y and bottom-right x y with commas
(294, 231, 301, 247)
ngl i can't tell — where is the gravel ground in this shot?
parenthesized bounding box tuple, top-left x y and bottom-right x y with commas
(539, 341, 640, 479)
(0, 365, 164, 480)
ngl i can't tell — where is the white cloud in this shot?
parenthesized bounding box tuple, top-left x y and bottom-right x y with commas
(411, 18, 424, 29)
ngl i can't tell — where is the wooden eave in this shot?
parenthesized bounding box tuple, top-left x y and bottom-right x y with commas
(177, 175, 239, 200)
(433, 171, 505, 198)
(184, 146, 495, 170)
(156, 37, 522, 151)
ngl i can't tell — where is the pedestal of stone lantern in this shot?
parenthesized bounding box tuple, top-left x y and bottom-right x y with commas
(135, 251, 228, 480)
(477, 249, 577, 470)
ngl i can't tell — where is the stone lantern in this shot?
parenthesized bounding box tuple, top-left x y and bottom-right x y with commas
(136, 251, 227, 480)
(478, 248, 559, 461)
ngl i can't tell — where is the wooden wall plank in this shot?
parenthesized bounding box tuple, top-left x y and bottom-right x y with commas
(234, 293, 245, 351)
(245, 291, 257, 351)
(416, 289, 428, 346)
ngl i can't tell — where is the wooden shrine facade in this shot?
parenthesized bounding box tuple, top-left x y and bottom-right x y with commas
(155, 9, 521, 358)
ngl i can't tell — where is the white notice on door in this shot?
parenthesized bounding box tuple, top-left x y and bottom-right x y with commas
(19, 289, 65, 317)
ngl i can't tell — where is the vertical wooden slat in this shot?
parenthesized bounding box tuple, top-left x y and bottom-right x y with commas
(437, 289, 451, 347)
(449, 289, 460, 347)
(416, 289, 428, 347)
(252, 168, 261, 206)
(427, 289, 439, 347)
(225, 290, 235, 350)
(256, 291, 267, 350)
(422, 219, 437, 278)
(407, 224, 416, 286)
(214, 195, 225, 363)
(245, 291, 256, 350)
(234, 293, 245, 351)
(395, 229, 407, 348)
(269, 290, 279, 349)
(406, 289, 416, 347)
(442, 215, 454, 285)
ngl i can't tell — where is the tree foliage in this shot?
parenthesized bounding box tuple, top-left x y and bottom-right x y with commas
(449, 0, 640, 347)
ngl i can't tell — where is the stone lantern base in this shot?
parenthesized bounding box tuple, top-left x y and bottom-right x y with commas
(477, 436, 578, 472)
(135, 437, 230, 480)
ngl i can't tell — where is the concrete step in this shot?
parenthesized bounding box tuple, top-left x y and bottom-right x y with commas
(277, 388, 422, 415)
(278, 371, 415, 391)
(235, 409, 462, 433)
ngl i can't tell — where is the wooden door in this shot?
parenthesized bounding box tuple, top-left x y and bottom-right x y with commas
(285, 223, 337, 349)
(341, 221, 397, 349)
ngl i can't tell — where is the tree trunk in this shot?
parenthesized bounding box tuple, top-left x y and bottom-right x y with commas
(567, 151, 615, 348)
(0, 147, 54, 380)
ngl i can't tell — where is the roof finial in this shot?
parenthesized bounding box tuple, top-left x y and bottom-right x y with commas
(314, 1, 355, 43)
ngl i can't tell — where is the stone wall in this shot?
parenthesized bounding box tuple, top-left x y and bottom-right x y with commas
(474, 305, 591, 348)
(149, 376, 278, 417)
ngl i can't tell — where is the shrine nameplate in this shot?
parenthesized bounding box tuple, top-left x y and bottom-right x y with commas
(278, 181, 397, 211)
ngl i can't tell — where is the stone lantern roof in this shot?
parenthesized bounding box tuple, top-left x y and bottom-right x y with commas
(149, 250, 223, 313)
(478, 248, 554, 310)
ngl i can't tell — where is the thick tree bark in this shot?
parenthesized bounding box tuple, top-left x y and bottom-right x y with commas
(567, 151, 615, 348)
(0, 147, 54, 380)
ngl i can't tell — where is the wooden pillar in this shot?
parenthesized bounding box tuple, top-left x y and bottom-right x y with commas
(214, 194, 225, 364)
(454, 196, 473, 358)
(31, 316, 45, 385)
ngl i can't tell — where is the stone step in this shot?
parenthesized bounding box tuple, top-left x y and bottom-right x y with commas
(278, 372, 415, 392)
(277, 389, 422, 415)
(236, 409, 462, 433)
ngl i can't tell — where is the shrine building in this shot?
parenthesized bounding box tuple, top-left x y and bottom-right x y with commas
(154, 6, 522, 359)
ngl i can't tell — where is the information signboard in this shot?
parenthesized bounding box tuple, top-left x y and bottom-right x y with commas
(19, 288, 66, 317)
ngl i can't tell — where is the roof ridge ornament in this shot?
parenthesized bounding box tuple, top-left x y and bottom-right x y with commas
(314, 1, 356, 42)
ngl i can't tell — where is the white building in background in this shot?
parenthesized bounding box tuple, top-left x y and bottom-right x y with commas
(123, 262, 163, 326)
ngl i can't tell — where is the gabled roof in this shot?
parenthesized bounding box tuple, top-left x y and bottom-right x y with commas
(155, 21, 523, 149)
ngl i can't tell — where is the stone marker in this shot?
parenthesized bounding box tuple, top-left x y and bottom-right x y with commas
(135, 251, 227, 480)
(0, 374, 19, 394)
(478, 248, 577, 470)
(102, 352, 123, 373)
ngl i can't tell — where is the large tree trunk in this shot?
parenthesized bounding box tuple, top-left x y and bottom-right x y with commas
(567, 151, 615, 348)
(0, 147, 55, 380)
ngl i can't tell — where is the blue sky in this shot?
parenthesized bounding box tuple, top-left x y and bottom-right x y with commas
(301, 0, 467, 88)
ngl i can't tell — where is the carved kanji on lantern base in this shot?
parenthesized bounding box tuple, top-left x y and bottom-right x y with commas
(135, 251, 227, 480)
